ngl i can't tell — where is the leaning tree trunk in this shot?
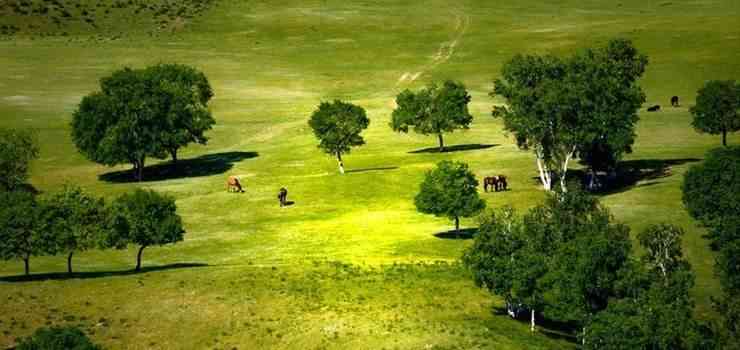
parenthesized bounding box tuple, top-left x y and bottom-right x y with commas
(135, 245, 147, 272)
(438, 133, 445, 152)
(336, 152, 345, 174)
(534, 147, 552, 191)
(67, 252, 74, 274)
(23, 257, 29, 276)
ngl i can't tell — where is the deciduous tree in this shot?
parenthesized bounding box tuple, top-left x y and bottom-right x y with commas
(308, 100, 369, 174)
(690, 80, 740, 147)
(391, 80, 473, 152)
(0, 190, 49, 275)
(0, 128, 39, 191)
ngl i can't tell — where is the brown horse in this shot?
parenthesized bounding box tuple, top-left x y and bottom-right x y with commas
(495, 175, 508, 191)
(227, 176, 244, 193)
(277, 187, 288, 207)
(484, 175, 508, 192)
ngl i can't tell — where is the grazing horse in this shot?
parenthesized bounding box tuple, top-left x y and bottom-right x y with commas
(227, 176, 244, 193)
(277, 187, 288, 207)
(671, 96, 679, 107)
(484, 176, 508, 192)
(495, 175, 508, 191)
(647, 105, 661, 112)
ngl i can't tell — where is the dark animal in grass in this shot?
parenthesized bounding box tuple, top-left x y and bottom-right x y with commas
(484, 176, 508, 192)
(227, 176, 244, 193)
(495, 175, 508, 191)
(647, 105, 661, 112)
(278, 187, 288, 207)
(671, 96, 680, 107)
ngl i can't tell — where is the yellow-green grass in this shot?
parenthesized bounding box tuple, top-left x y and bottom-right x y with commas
(1, 0, 739, 348)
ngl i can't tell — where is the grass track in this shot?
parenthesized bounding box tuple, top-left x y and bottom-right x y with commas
(1, 0, 739, 348)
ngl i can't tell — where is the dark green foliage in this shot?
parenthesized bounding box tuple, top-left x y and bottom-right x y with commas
(492, 38, 647, 191)
(637, 223, 686, 279)
(16, 326, 103, 350)
(415, 161, 485, 234)
(391, 80, 473, 151)
(105, 188, 185, 271)
(71, 64, 215, 181)
(682, 146, 740, 231)
(42, 185, 106, 273)
(308, 100, 369, 174)
(0, 190, 49, 275)
(690, 80, 740, 146)
(0, 128, 39, 191)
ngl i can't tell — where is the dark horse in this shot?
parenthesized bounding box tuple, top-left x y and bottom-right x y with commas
(278, 187, 288, 207)
(671, 96, 679, 107)
(647, 105, 661, 112)
(484, 176, 508, 192)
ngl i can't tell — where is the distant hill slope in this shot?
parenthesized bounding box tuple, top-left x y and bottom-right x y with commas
(0, 0, 217, 38)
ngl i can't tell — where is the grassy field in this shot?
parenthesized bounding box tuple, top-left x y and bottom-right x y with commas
(1, 0, 739, 348)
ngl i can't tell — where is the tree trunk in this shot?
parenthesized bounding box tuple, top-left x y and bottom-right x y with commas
(136, 245, 147, 271)
(722, 129, 727, 147)
(530, 309, 536, 332)
(454, 216, 460, 238)
(170, 148, 178, 165)
(558, 146, 576, 193)
(535, 156, 552, 191)
(337, 152, 345, 174)
(23, 257, 29, 276)
(137, 157, 145, 182)
(67, 251, 74, 274)
(438, 133, 445, 152)
(582, 327, 586, 346)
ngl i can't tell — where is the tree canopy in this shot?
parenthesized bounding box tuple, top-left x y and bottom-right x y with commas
(0, 190, 49, 275)
(71, 64, 215, 181)
(492, 38, 647, 191)
(308, 100, 369, 174)
(105, 188, 185, 271)
(16, 326, 103, 350)
(0, 128, 39, 191)
(690, 80, 740, 146)
(682, 146, 740, 231)
(391, 80, 473, 152)
(42, 185, 106, 273)
(415, 160, 485, 235)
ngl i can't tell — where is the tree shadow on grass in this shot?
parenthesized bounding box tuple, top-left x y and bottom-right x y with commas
(345, 166, 399, 174)
(409, 144, 498, 154)
(573, 158, 701, 196)
(433, 228, 478, 240)
(99, 151, 258, 183)
(491, 306, 579, 343)
(0, 263, 209, 283)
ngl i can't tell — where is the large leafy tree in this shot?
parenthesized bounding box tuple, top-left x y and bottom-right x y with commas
(42, 185, 106, 273)
(308, 100, 369, 174)
(71, 64, 215, 181)
(0, 190, 50, 275)
(16, 326, 103, 350)
(690, 80, 740, 147)
(492, 39, 647, 191)
(391, 80, 473, 152)
(415, 160, 485, 235)
(0, 128, 39, 191)
(142, 63, 215, 164)
(105, 189, 185, 271)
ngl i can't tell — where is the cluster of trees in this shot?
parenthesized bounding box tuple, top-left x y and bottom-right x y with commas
(492, 38, 648, 192)
(71, 63, 215, 181)
(463, 190, 713, 348)
(308, 81, 474, 173)
(15, 326, 103, 350)
(683, 146, 740, 348)
(690, 80, 740, 147)
(0, 127, 185, 275)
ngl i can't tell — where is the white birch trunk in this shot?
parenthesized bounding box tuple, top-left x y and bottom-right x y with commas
(558, 146, 576, 193)
(530, 309, 535, 332)
(535, 147, 552, 191)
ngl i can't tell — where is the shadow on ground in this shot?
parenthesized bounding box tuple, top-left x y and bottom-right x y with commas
(434, 228, 478, 240)
(576, 158, 701, 195)
(0, 263, 209, 282)
(345, 166, 399, 173)
(99, 151, 258, 183)
(409, 144, 498, 154)
(491, 306, 579, 343)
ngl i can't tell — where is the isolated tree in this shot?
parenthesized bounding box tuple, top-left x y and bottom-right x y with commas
(0, 190, 49, 275)
(690, 80, 740, 146)
(71, 64, 215, 181)
(105, 189, 185, 271)
(16, 326, 103, 350)
(682, 146, 740, 232)
(492, 39, 647, 191)
(72, 68, 167, 181)
(415, 160, 485, 235)
(308, 100, 369, 174)
(142, 63, 215, 164)
(0, 128, 39, 191)
(43, 186, 106, 273)
(391, 80, 473, 152)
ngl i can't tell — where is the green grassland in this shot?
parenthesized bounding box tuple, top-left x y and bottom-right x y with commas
(1, 0, 739, 348)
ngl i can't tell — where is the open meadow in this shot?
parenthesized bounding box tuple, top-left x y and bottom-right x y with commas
(1, 0, 739, 348)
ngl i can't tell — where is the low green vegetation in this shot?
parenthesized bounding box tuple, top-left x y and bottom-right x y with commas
(1, 0, 739, 348)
